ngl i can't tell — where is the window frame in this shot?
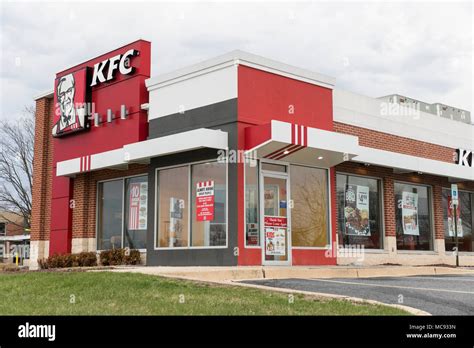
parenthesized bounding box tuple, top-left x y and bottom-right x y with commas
(393, 180, 435, 252)
(336, 171, 385, 251)
(244, 159, 261, 249)
(289, 163, 332, 250)
(95, 173, 148, 252)
(154, 158, 229, 250)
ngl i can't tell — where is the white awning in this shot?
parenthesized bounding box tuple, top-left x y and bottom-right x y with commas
(57, 128, 228, 177)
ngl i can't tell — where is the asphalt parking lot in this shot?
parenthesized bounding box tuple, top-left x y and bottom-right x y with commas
(241, 274, 474, 315)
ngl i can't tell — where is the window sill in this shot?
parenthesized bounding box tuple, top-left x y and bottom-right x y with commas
(396, 250, 437, 255)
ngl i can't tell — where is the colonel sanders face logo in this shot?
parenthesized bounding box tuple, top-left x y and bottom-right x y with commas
(58, 74, 75, 122)
(52, 71, 87, 137)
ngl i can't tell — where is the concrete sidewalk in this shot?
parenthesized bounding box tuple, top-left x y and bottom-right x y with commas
(107, 265, 474, 282)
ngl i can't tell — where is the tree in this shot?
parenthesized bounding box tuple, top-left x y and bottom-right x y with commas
(0, 106, 35, 230)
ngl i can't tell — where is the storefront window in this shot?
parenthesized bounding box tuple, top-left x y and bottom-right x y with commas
(156, 161, 227, 248)
(97, 179, 124, 250)
(124, 175, 148, 249)
(291, 165, 329, 247)
(442, 189, 473, 252)
(156, 166, 189, 248)
(97, 176, 149, 250)
(245, 162, 259, 246)
(336, 174, 383, 249)
(395, 182, 432, 251)
(191, 162, 227, 247)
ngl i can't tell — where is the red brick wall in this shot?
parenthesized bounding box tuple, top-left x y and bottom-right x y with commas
(31, 97, 54, 242)
(334, 122, 455, 163)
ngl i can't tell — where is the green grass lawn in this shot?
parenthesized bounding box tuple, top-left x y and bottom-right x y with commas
(0, 271, 409, 315)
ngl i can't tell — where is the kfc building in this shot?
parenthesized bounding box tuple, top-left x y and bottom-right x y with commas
(30, 40, 474, 269)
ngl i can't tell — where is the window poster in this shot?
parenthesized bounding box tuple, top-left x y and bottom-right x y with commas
(128, 182, 148, 230)
(169, 197, 185, 247)
(401, 191, 419, 236)
(264, 216, 287, 256)
(344, 184, 371, 236)
(448, 196, 463, 237)
(196, 181, 215, 221)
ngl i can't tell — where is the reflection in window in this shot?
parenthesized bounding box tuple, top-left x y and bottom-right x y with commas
(124, 175, 148, 249)
(245, 162, 259, 246)
(191, 162, 227, 247)
(336, 174, 383, 249)
(156, 166, 189, 248)
(291, 165, 329, 247)
(395, 183, 432, 251)
(442, 189, 473, 252)
(97, 179, 123, 250)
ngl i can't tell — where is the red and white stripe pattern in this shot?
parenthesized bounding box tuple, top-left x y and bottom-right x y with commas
(197, 180, 213, 189)
(79, 155, 91, 172)
(264, 123, 308, 160)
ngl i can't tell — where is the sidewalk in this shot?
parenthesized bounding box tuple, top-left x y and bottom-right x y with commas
(107, 264, 474, 282)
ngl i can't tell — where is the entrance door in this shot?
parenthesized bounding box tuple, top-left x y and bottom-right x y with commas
(260, 170, 291, 265)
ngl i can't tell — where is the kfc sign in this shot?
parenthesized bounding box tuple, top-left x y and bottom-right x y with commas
(52, 48, 140, 137)
(456, 148, 473, 168)
(90, 49, 139, 87)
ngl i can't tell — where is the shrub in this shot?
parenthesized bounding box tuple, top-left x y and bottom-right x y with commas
(100, 248, 142, 266)
(38, 252, 97, 269)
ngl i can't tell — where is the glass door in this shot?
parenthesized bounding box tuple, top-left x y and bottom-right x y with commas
(260, 168, 291, 265)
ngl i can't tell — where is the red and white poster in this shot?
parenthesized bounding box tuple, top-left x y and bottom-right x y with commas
(128, 182, 148, 230)
(196, 181, 214, 221)
(264, 216, 287, 256)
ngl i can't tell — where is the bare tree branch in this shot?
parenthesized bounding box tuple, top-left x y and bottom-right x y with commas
(0, 106, 35, 229)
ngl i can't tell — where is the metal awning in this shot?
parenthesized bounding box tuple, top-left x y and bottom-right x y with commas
(245, 120, 359, 167)
(57, 128, 228, 177)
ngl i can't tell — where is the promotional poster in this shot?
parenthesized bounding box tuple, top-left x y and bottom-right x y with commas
(344, 184, 371, 236)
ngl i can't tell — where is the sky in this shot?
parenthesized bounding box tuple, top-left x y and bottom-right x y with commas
(0, 0, 472, 120)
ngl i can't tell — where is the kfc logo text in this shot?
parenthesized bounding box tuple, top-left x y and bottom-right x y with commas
(90, 49, 139, 87)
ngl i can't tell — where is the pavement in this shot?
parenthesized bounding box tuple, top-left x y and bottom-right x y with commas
(241, 274, 474, 315)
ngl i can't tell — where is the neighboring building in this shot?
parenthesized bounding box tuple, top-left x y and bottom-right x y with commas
(0, 212, 29, 262)
(29, 40, 474, 269)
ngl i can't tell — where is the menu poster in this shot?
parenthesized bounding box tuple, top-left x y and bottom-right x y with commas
(128, 182, 148, 230)
(196, 181, 214, 221)
(401, 191, 419, 236)
(448, 196, 463, 237)
(264, 216, 287, 256)
(344, 184, 371, 236)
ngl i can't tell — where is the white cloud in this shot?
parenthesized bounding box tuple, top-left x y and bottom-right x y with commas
(0, 1, 471, 120)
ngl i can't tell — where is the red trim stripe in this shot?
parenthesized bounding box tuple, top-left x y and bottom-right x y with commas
(266, 144, 301, 159)
(273, 145, 305, 160)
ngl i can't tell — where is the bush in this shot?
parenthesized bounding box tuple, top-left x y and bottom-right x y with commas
(100, 248, 142, 266)
(38, 252, 97, 269)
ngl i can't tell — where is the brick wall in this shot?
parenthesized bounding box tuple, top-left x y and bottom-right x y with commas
(31, 97, 54, 242)
(334, 122, 455, 163)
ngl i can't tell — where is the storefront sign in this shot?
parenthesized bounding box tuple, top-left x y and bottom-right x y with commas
(128, 182, 148, 230)
(196, 181, 214, 221)
(401, 191, 419, 236)
(344, 184, 370, 236)
(448, 196, 463, 237)
(264, 216, 287, 256)
(90, 49, 139, 87)
(52, 68, 91, 137)
(455, 149, 473, 167)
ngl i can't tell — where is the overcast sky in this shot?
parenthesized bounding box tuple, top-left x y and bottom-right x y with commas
(0, 1, 472, 120)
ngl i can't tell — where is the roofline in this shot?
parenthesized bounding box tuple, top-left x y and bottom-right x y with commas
(34, 89, 54, 101)
(146, 50, 336, 90)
